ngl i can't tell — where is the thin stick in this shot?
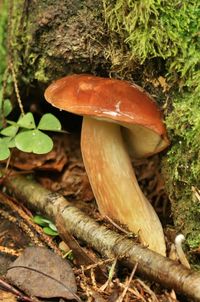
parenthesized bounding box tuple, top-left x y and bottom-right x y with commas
(4, 174, 200, 302)
(136, 279, 159, 302)
(117, 281, 146, 302)
(0, 245, 21, 257)
(9, 61, 24, 115)
(0, 277, 39, 302)
(117, 263, 138, 302)
(105, 215, 134, 237)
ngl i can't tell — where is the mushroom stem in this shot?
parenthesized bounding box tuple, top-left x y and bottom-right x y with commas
(175, 234, 190, 268)
(81, 117, 166, 256)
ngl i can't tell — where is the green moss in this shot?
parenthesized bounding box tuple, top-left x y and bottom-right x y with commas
(34, 57, 49, 83)
(11, 0, 29, 76)
(103, 0, 200, 86)
(164, 88, 200, 248)
(104, 0, 200, 249)
(166, 92, 200, 184)
(0, 1, 8, 85)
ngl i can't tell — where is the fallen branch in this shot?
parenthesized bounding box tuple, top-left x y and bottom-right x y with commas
(4, 174, 200, 301)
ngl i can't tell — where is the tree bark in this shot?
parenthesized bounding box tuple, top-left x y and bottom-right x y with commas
(12, 0, 110, 84)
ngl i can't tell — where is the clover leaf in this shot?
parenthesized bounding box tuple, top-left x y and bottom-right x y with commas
(1, 125, 19, 137)
(37, 113, 61, 131)
(17, 112, 36, 129)
(0, 138, 11, 160)
(15, 129, 53, 154)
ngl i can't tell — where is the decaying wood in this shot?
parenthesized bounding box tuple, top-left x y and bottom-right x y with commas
(4, 174, 200, 301)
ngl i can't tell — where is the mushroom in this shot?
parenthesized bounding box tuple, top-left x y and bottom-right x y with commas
(175, 234, 190, 268)
(44, 74, 169, 255)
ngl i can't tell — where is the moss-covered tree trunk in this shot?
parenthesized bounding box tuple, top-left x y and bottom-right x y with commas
(11, 0, 112, 84)
(2, 0, 200, 258)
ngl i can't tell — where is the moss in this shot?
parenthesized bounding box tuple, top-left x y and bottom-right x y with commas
(0, 1, 8, 85)
(12, 0, 109, 84)
(163, 88, 200, 248)
(103, 0, 200, 249)
(103, 0, 200, 86)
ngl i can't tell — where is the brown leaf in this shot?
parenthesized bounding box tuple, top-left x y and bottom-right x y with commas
(90, 290, 107, 302)
(6, 247, 81, 301)
(9, 135, 68, 172)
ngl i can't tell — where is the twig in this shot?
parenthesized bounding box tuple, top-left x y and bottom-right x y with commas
(4, 174, 200, 301)
(76, 258, 115, 274)
(105, 215, 134, 237)
(0, 277, 39, 302)
(116, 280, 146, 302)
(117, 263, 138, 302)
(7, 0, 24, 116)
(192, 186, 200, 202)
(99, 257, 118, 291)
(0, 245, 21, 257)
(9, 61, 24, 115)
(80, 269, 107, 302)
(136, 279, 159, 302)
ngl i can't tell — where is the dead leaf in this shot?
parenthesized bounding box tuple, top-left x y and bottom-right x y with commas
(158, 76, 170, 92)
(90, 290, 107, 302)
(6, 246, 81, 301)
(149, 76, 170, 92)
(39, 162, 94, 202)
(9, 135, 68, 172)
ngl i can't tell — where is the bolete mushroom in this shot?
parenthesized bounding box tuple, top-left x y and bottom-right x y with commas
(44, 74, 169, 256)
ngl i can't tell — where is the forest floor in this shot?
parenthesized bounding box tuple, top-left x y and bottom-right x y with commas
(0, 132, 185, 302)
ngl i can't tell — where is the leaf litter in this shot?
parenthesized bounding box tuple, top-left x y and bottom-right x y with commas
(1, 133, 177, 301)
(6, 246, 81, 301)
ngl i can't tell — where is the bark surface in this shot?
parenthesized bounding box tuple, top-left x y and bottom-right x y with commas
(13, 0, 110, 84)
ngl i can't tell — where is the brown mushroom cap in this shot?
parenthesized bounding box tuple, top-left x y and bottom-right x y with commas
(45, 74, 169, 157)
(45, 74, 169, 254)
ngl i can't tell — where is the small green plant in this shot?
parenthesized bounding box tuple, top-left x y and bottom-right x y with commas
(33, 215, 59, 236)
(63, 250, 74, 261)
(0, 3, 62, 166)
(0, 98, 61, 161)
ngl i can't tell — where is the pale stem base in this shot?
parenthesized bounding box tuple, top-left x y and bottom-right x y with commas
(81, 117, 166, 256)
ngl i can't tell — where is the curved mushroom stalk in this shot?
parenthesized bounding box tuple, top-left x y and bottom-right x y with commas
(81, 117, 166, 256)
